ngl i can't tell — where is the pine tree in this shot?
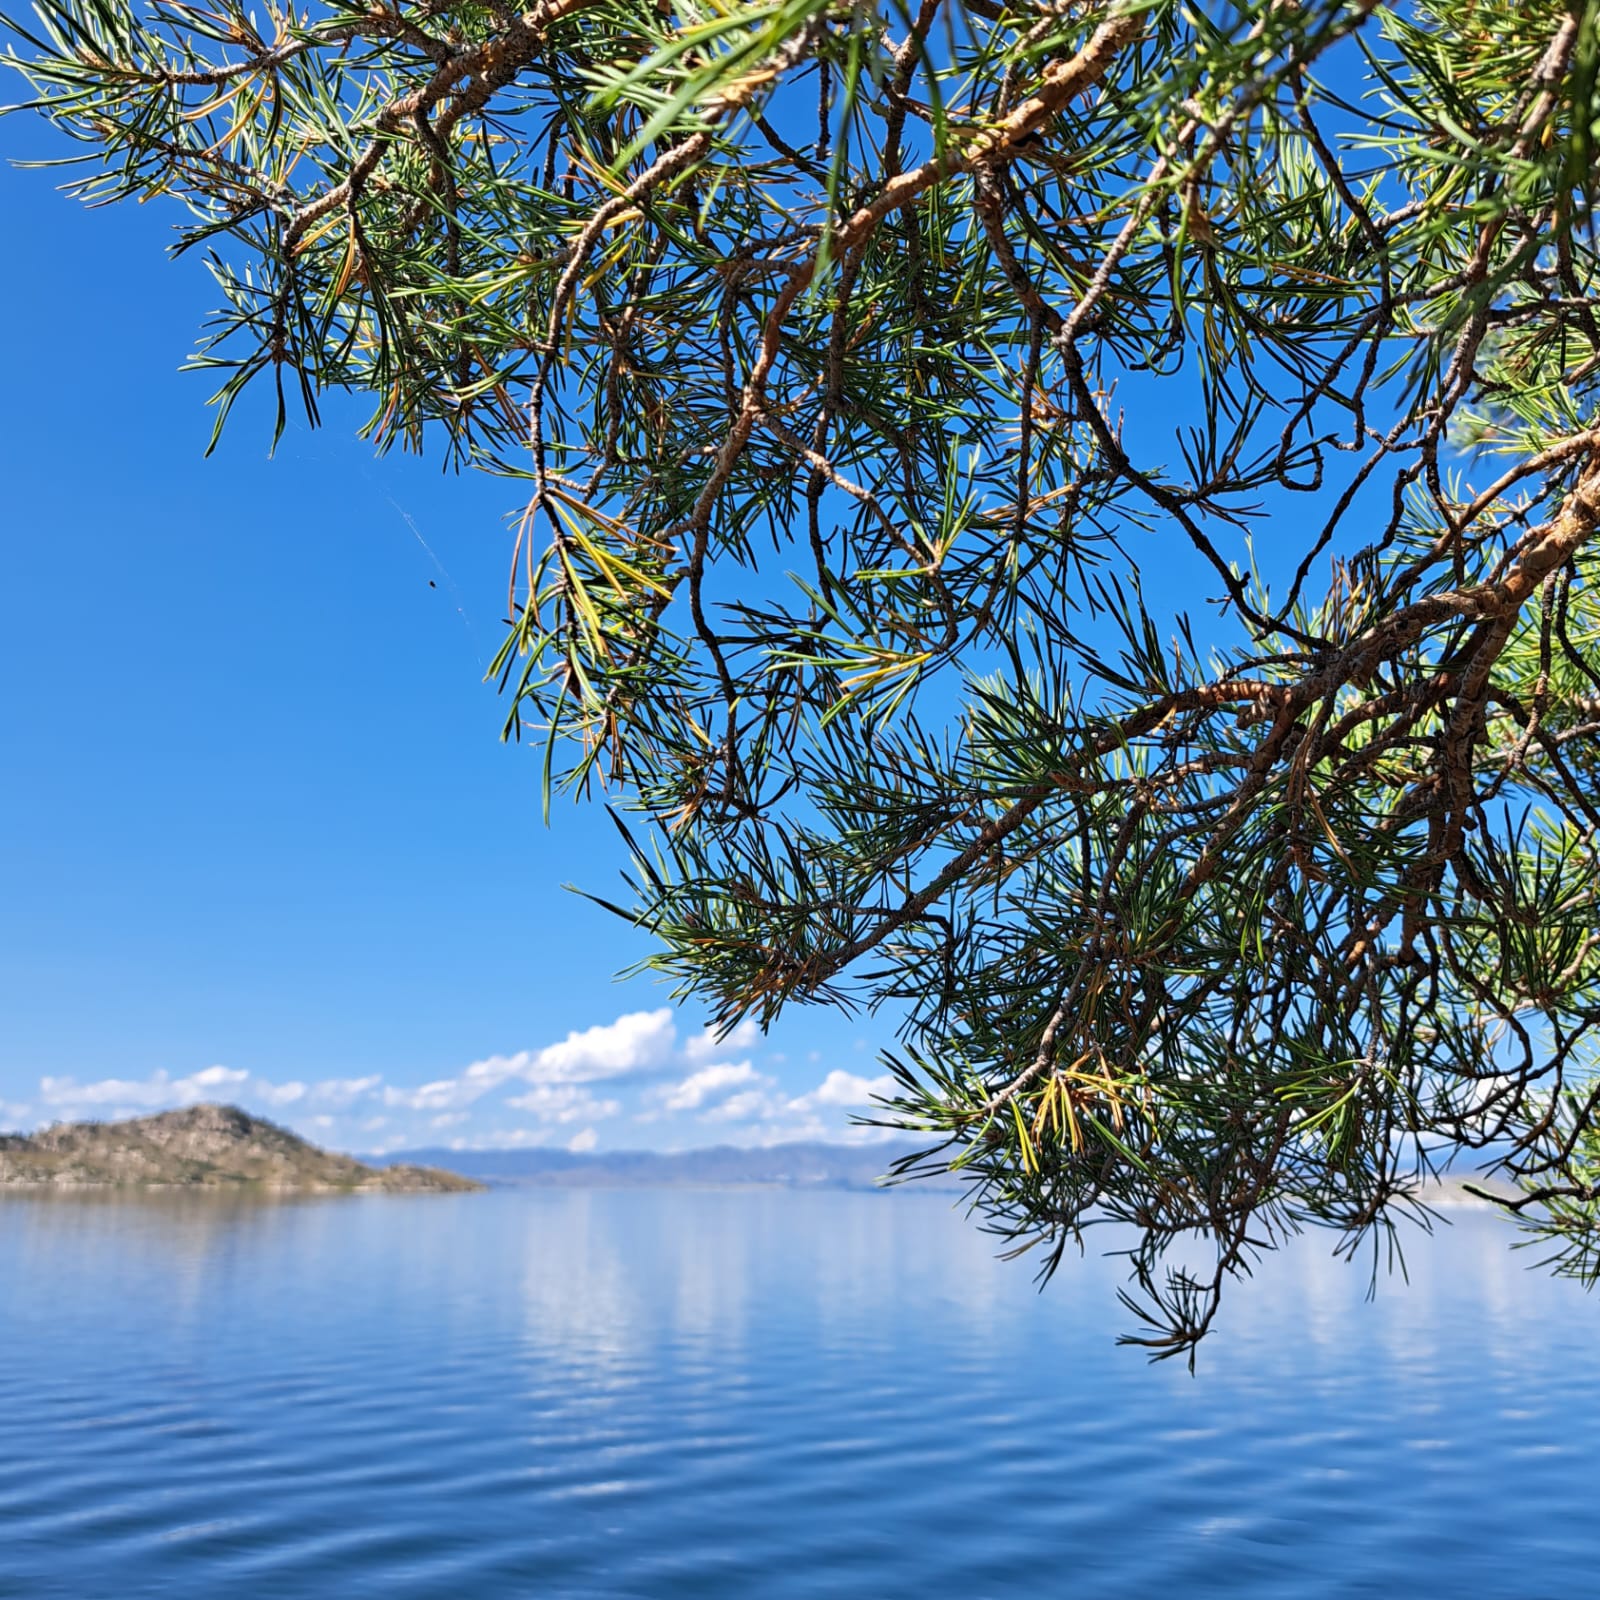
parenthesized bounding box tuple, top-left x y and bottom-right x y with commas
(10, 0, 1600, 1355)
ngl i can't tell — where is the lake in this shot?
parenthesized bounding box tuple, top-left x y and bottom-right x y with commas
(0, 1186, 1593, 1597)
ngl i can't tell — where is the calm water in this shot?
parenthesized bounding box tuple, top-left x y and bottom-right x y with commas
(0, 1187, 1594, 1597)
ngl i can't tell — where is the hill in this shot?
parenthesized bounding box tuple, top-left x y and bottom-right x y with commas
(0, 1105, 480, 1192)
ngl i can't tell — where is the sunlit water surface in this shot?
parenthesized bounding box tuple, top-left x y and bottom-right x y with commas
(0, 1187, 1593, 1597)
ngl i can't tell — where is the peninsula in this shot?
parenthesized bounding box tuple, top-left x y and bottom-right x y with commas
(0, 1104, 481, 1192)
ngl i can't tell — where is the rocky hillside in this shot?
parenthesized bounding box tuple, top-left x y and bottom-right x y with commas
(0, 1104, 480, 1192)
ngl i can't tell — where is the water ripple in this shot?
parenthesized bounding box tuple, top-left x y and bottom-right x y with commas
(1, 1188, 1595, 1597)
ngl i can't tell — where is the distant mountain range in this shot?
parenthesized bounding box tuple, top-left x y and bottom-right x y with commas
(372, 1140, 956, 1191)
(372, 1142, 1519, 1210)
(0, 1105, 481, 1192)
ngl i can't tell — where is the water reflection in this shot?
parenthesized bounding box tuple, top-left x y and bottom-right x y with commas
(1, 1188, 1595, 1598)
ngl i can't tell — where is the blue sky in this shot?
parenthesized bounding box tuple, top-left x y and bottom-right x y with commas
(0, 40, 1390, 1159)
(0, 137, 888, 1155)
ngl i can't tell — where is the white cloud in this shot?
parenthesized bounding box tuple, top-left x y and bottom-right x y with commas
(790, 1069, 893, 1110)
(12, 1010, 876, 1154)
(530, 1009, 677, 1083)
(661, 1061, 763, 1111)
(189, 1065, 249, 1091)
(385, 1010, 679, 1114)
(385, 1078, 466, 1112)
(446, 1127, 553, 1151)
(383, 1057, 527, 1112)
(310, 1076, 382, 1107)
(22, 1010, 680, 1145)
(683, 1018, 761, 1064)
(568, 1128, 598, 1153)
(36, 1077, 128, 1108)
(686, 1066, 900, 1142)
(39, 1067, 246, 1112)
(505, 1084, 621, 1125)
(383, 1051, 529, 1111)
(32, 1066, 384, 1128)
(702, 1088, 780, 1123)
